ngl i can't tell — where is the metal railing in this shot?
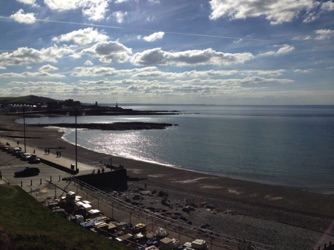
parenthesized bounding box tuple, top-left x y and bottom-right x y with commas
(67, 176, 274, 250)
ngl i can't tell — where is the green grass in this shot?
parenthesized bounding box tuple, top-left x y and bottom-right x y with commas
(0, 185, 128, 250)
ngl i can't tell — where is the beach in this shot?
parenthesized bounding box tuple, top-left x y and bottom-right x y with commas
(1, 113, 334, 250)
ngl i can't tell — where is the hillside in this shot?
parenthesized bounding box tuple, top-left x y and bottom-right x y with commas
(0, 95, 58, 104)
(0, 185, 128, 250)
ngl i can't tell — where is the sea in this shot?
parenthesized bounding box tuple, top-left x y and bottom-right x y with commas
(22, 105, 334, 194)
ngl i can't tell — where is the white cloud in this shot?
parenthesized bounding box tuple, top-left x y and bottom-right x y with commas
(0, 45, 74, 66)
(84, 60, 94, 66)
(115, 0, 128, 3)
(240, 76, 294, 86)
(148, 0, 160, 4)
(321, 1, 334, 11)
(112, 11, 128, 24)
(44, 0, 78, 11)
(293, 69, 312, 73)
(72, 66, 117, 76)
(259, 44, 295, 56)
(131, 48, 254, 66)
(52, 28, 109, 45)
(0, 71, 65, 78)
(70, 66, 285, 82)
(81, 41, 132, 63)
(44, 0, 110, 21)
(276, 45, 295, 54)
(294, 29, 334, 40)
(10, 9, 36, 24)
(143, 32, 165, 42)
(17, 0, 39, 7)
(39, 64, 58, 71)
(81, 0, 109, 21)
(209, 0, 316, 24)
(314, 29, 334, 40)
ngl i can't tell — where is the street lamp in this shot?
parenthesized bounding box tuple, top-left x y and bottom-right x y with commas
(23, 106, 27, 153)
(74, 109, 78, 172)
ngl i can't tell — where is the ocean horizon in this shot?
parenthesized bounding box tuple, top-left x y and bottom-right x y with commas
(21, 104, 334, 194)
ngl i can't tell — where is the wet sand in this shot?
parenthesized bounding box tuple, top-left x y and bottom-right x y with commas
(1, 113, 334, 249)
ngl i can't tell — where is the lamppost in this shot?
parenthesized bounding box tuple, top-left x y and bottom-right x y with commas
(74, 109, 78, 172)
(23, 106, 27, 153)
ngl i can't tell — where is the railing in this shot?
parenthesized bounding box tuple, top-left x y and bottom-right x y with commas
(67, 176, 274, 250)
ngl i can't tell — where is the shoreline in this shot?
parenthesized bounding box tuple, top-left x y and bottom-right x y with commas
(62, 135, 334, 196)
(1, 113, 334, 249)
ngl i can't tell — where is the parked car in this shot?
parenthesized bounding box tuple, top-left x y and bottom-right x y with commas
(14, 167, 40, 177)
(7, 147, 15, 154)
(12, 147, 22, 156)
(29, 155, 41, 164)
(20, 152, 32, 161)
(1, 143, 10, 151)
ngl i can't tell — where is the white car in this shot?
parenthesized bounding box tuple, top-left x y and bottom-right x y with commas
(20, 153, 32, 161)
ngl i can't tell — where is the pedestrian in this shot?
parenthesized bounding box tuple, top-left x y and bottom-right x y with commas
(0, 170, 2, 180)
(45, 148, 47, 154)
(47, 148, 50, 154)
(59, 151, 61, 157)
(56, 151, 59, 157)
(33, 149, 35, 154)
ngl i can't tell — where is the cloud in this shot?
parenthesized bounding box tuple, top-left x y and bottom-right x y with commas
(112, 11, 128, 24)
(84, 60, 93, 66)
(44, 0, 110, 21)
(321, 1, 334, 12)
(209, 0, 316, 24)
(0, 71, 65, 78)
(314, 29, 334, 40)
(72, 66, 117, 77)
(0, 45, 74, 66)
(259, 44, 294, 56)
(43, 0, 78, 11)
(81, 41, 132, 63)
(52, 28, 109, 45)
(10, 9, 36, 24)
(39, 64, 58, 71)
(115, 0, 128, 3)
(240, 76, 294, 86)
(131, 48, 253, 66)
(143, 32, 165, 42)
(148, 0, 160, 4)
(17, 0, 39, 7)
(293, 69, 312, 73)
(70, 66, 285, 81)
(293, 29, 334, 40)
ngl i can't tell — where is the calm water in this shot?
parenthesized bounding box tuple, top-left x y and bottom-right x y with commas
(22, 105, 334, 194)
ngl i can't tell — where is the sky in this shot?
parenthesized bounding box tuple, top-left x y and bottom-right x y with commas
(0, 0, 334, 105)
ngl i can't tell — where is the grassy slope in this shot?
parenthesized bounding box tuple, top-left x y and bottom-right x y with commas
(0, 185, 127, 250)
(0, 95, 57, 104)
